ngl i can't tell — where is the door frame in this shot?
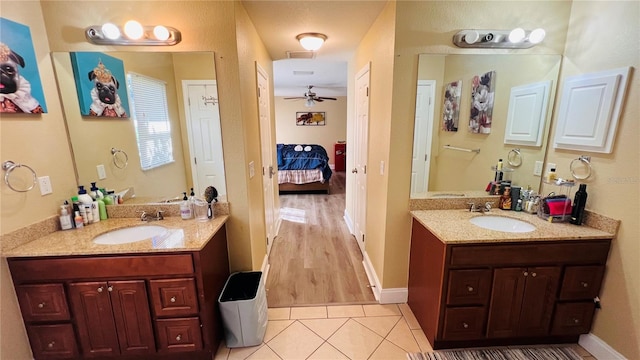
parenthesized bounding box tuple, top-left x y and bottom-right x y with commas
(353, 63, 370, 255)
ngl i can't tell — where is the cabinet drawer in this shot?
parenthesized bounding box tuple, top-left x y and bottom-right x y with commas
(442, 307, 486, 340)
(447, 269, 491, 305)
(559, 266, 605, 300)
(150, 278, 199, 317)
(16, 284, 70, 322)
(551, 303, 595, 335)
(156, 317, 203, 352)
(26, 324, 78, 359)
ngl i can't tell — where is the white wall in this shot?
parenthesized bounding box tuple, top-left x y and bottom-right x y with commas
(274, 96, 347, 167)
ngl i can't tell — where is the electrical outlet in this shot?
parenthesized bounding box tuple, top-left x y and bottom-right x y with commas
(533, 161, 544, 176)
(38, 176, 53, 195)
(380, 160, 385, 175)
(97, 164, 107, 180)
(546, 162, 557, 173)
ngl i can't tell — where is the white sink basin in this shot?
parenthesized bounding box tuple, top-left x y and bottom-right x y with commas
(469, 216, 536, 233)
(93, 225, 169, 245)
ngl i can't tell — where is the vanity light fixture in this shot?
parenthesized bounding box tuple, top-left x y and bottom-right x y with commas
(453, 28, 546, 49)
(296, 32, 327, 51)
(85, 21, 181, 46)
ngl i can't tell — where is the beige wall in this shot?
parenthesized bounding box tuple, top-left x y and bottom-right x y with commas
(546, 2, 639, 358)
(274, 96, 347, 167)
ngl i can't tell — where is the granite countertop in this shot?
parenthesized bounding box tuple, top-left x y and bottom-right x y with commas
(3, 215, 228, 258)
(411, 209, 615, 244)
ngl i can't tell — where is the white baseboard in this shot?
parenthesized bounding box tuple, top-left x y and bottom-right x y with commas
(579, 333, 626, 360)
(361, 252, 408, 304)
(261, 254, 270, 280)
(344, 210, 354, 234)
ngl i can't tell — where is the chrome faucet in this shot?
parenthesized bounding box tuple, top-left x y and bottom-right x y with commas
(469, 202, 492, 213)
(140, 210, 164, 221)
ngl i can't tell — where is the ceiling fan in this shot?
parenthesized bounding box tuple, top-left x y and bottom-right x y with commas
(284, 85, 337, 107)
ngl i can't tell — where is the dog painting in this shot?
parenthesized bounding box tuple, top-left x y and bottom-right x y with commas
(0, 18, 47, 114)
(70, 52, 129, 117)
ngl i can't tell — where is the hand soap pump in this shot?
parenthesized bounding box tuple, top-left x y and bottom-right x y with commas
(59, 205, 73, 230)
(180, 192, 192, 219)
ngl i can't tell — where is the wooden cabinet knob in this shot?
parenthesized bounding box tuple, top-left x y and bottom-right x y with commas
(107, 286, 113, 292)
(462, 322, 469, 329)
(176, 334, 182, 341)
(467, 286, 474, 292)
(581, 282, 589, 288)
(531, 272, 537, 277)
(47, 341, 55, 348)
(97, 287, 103, 293)
(38, 302, 45, 308)
(573, 318, 580, 324)
(523, 271, 529, 277)
(170, 296, 176, 303)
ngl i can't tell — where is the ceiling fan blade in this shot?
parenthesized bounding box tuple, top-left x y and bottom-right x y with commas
(284, 97, 305, 100)
(314, 98, 324, 102)
(317, 97, 337, 101)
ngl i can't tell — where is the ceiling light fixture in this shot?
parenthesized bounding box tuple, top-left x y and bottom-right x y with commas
(305, 98, 315, 108)
(85, 21, 182, 46)
(296, 32, 327, 51)
(453, 28, 546, 49)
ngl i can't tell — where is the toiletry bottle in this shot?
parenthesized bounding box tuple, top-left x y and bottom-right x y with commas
(180, 192, 192, 219)
(74, 211, 84, 228)
(91, 200, 100, 223)
(63, 200, 75, 228)
(570, 184, 588, 225)
(103, 191, 114, 205)
(495, 159, 504, 181)
(89, 182, 103, 199)
(59, 205, 73, 230)
(545, 167, 557, 183)
(78, 186, 93, 205)
(98, 197, 107, 220)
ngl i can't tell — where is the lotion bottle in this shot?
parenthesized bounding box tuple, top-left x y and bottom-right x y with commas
(59, 206, 73, 230)
(74, 211, 84, 228)
(180, 192, 192, 219)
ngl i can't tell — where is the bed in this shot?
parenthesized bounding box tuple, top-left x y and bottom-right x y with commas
(277, 144, 332, 194)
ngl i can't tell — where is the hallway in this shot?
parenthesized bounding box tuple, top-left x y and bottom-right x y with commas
(266, 172, 376, 307)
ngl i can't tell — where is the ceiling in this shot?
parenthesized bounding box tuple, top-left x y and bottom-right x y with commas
(241, 0, 387, 97)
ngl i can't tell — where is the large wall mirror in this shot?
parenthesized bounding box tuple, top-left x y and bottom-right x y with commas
(411, 53, 562, 198)
(51, 51, 226, 204)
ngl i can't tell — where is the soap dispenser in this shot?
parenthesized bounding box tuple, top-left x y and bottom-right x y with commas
(180, 192, 192, 219)
(59, 205, 73, 230)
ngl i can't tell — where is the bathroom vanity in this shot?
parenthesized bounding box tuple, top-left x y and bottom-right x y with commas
(5, 216, 230, 360)
(409, 210, 615, 349)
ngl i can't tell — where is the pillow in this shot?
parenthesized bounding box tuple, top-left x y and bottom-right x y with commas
(294, 145, 303, 151)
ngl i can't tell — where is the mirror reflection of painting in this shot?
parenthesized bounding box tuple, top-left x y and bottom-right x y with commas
(469, 70, 495, 134)
(0, 18, 47, 114)
(296, 111, 326, 126)
(442, 80, 461, 132)
(70, 52, 129, 118)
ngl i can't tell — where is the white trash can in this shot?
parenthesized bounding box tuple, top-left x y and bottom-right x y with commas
(218, 271, 268, 348)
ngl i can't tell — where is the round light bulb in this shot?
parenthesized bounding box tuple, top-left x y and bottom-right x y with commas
(529, 28, 546, 44)
(153, 25, 170, 41)
(101, 23, 120, 40)
(299, 36, 325, 51)
(463, 30, 479, 44)
(508, 28, 526, 43)
(124, 20, 144, 40)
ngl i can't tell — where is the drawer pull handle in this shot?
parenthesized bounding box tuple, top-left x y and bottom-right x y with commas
(38, 302, 45, 308)
(581, 282, 589, 288)
(531, 272, 537, 277)
(467, 286, 474, 292)
(107, 286, 113, 292)
(47, 341, 55, 348)
(176, 334, 182, 341)
(170, 296, 176, 303)
(97, 287, 103, 293)
(523, 271, 528, 277)
(462, 322, 469, 329)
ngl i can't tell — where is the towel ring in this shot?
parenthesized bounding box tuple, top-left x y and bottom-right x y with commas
(507, 148, 523, 167)
(570, 156, 592, 180)
(111, 148, 129, 169)
(2, 160, 37, 192)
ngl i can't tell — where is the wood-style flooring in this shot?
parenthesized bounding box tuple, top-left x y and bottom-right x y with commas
(266, 172, 376, 307)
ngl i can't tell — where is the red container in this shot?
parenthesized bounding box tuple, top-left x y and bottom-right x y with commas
(334, 143, 346, 172)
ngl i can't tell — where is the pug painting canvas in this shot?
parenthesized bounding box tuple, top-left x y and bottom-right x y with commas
(0, 18, 47, 114)
(70, 52, 129, 117)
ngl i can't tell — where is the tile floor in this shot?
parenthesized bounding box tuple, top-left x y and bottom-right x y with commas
(214, 304, 597, 360)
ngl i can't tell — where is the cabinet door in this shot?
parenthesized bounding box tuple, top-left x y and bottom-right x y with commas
(518, 267, 561, 336)
(16, 284, 70, 322)
(559, 266, 605, 300)
(149, 278, 199, 317)
(69, 282, 120, 358)
(108, 280, 155, 356)
(487, 268, 527, 338)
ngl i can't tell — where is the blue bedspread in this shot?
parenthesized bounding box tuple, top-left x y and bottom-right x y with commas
(277, 144, 332, 181)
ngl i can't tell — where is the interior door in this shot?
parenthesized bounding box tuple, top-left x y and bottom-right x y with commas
(183, 80, 226, 197)
(411, 80, 435, 197)
(257, 64, 277, 255)
(353, 64, 370, 254)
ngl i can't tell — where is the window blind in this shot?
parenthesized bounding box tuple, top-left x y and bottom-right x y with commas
(127, 72, 174, 170)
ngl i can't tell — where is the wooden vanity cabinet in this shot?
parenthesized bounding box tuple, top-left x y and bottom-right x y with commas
(408, 219, 611, 349)
(8, 224, 229, 360)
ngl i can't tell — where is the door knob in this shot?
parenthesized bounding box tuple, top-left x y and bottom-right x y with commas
(352, 168, 358, 174)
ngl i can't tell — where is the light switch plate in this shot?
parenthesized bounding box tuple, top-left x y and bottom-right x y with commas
(533, 161, 543, 176)
(97, 164, 107, 180)
(249, 161, 255, 179)
(379, 160, 385, 175)
(38, 176, 53, 195)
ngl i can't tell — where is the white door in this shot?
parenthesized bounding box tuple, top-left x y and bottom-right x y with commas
(353, 64, 370, 254)
(257, 64, 277, 255)
(411, 80, 435, 197)
(183, 80, 226, 198)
